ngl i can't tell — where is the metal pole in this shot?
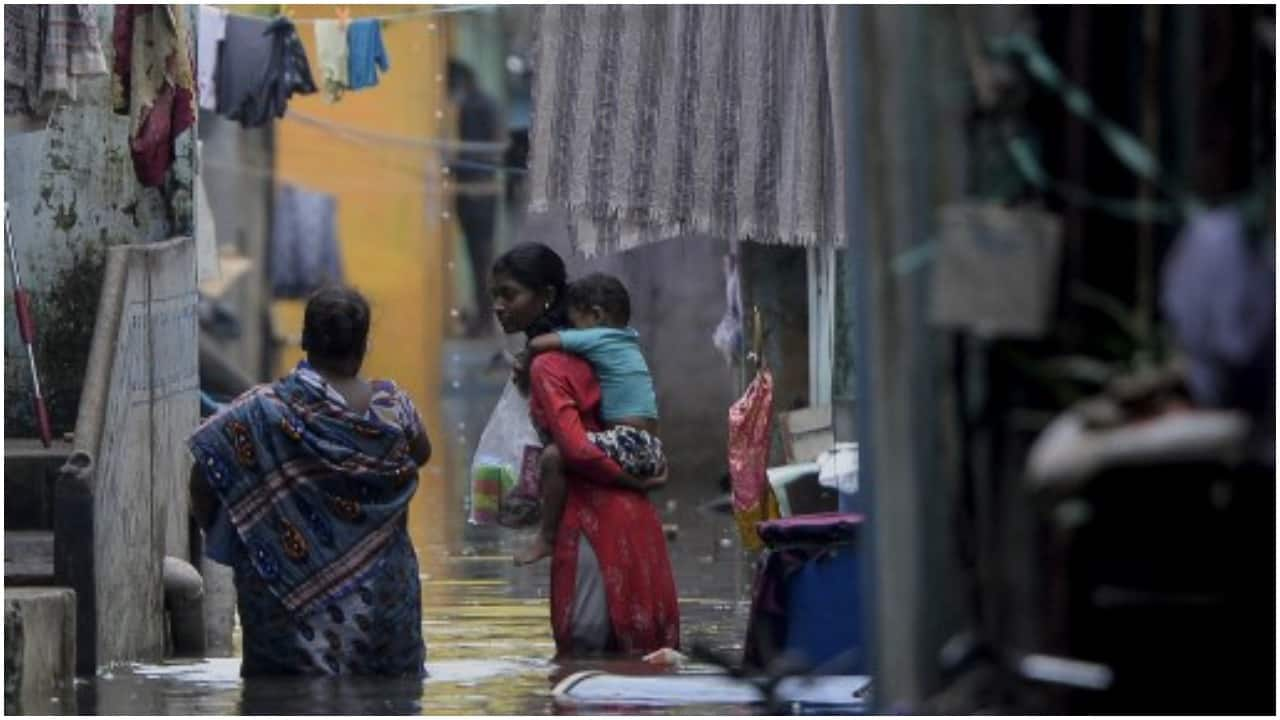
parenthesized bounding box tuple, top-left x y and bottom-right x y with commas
(839, 4, 883, 712)
(5, 202, 53, 446)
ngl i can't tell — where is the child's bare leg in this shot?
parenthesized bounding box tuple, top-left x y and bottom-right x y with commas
(514, 444, 564, 565)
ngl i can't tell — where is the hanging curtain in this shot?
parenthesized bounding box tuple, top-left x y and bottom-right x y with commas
(529, 6, 846, 258)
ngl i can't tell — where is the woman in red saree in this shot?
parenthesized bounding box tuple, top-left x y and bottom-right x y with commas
(490, 242, 680, 657)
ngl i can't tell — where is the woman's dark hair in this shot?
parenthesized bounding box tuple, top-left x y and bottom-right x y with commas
(567, 273, 631, 325)
(492, 242, 569, 336)
(301, 285, 371, 372)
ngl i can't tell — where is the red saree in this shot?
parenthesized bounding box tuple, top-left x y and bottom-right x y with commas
(528, 352, 680, 656)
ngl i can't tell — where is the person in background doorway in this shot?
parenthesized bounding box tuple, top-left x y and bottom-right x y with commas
(188, 286, 431, 677)
(448, 59, 502, 337)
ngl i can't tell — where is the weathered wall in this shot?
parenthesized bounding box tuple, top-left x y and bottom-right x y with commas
(3, 5, 196, 438)
(65, 237, 198, 670)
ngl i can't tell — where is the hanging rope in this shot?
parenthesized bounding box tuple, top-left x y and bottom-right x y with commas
(201, 156, 515, 196)
(284, 110, 508, 153)
(215, 4, 491, 25)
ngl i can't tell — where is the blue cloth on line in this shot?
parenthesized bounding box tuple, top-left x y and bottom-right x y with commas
(346, 19, 388, 90)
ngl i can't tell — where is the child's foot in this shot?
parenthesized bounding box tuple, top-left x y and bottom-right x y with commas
(513, 535, 554, 566)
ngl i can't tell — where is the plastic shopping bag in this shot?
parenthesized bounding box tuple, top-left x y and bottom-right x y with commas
(469, 378, 544, 527)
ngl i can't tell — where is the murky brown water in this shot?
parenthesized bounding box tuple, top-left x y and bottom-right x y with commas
(61, 335, 790, 715)
(69, 493, 761, 715)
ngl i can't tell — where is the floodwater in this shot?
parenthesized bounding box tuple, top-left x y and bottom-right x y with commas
(69, 487, 761, 715)
(62, 337, 789, 715)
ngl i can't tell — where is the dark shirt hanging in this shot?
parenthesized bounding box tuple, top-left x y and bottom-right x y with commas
(217, 15, 314, 128)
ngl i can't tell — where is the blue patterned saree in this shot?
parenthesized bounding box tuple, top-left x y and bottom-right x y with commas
(189, 363, 426, 677)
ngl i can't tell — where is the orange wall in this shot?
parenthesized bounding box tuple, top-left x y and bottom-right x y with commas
(272, 5, 453, 561)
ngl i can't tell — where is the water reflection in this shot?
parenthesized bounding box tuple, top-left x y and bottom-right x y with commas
(241, 675, 427, 715)
(75, 498, 755, 715)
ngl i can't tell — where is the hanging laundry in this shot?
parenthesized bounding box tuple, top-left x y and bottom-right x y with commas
(215, 14, 271, 120)
(270, 184, 343, 299)
(529, 6, 846, 258)
(346, 19, 389, 91)
(217, 15, 315, 128)
(5, 5, 108, 119)
(112, 6, 196, 188)
(196, 5, 227, 112)
(260, 16, 317, 117)
(314, 19, 349, 103)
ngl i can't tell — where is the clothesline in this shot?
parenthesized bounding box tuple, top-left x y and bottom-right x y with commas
(214, 4, 491, 25)
(201, 156, 517, 195)
(285, 110, 508, 152)
(280, 111, 529, 175)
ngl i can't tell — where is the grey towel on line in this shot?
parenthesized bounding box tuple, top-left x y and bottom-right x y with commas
(216, 14, 273, 120)
(528, 6, 846, 257)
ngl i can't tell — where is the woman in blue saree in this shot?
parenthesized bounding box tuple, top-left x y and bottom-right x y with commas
(189, 286, 431, 677)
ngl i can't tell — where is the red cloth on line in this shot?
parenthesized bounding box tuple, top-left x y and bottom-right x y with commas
(528, 351, 681, 657)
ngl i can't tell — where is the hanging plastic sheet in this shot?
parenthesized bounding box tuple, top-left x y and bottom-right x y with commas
(728, 367, 780, 551)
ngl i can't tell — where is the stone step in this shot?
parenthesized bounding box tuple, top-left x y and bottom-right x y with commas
(4, 439, 74, 532)
(4, 586, 77, 714)
(4, 531, 54, 586)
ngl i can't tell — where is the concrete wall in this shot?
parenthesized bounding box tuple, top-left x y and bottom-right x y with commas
(3, 588, 77, 714)
(845, 6, 984, 707)
(197, 113, 275, 382)
(60, 237, 199, 672)
(4, 5, 196, 438)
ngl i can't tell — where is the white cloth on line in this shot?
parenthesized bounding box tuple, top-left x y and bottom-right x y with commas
(196, 5, 227, 111)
